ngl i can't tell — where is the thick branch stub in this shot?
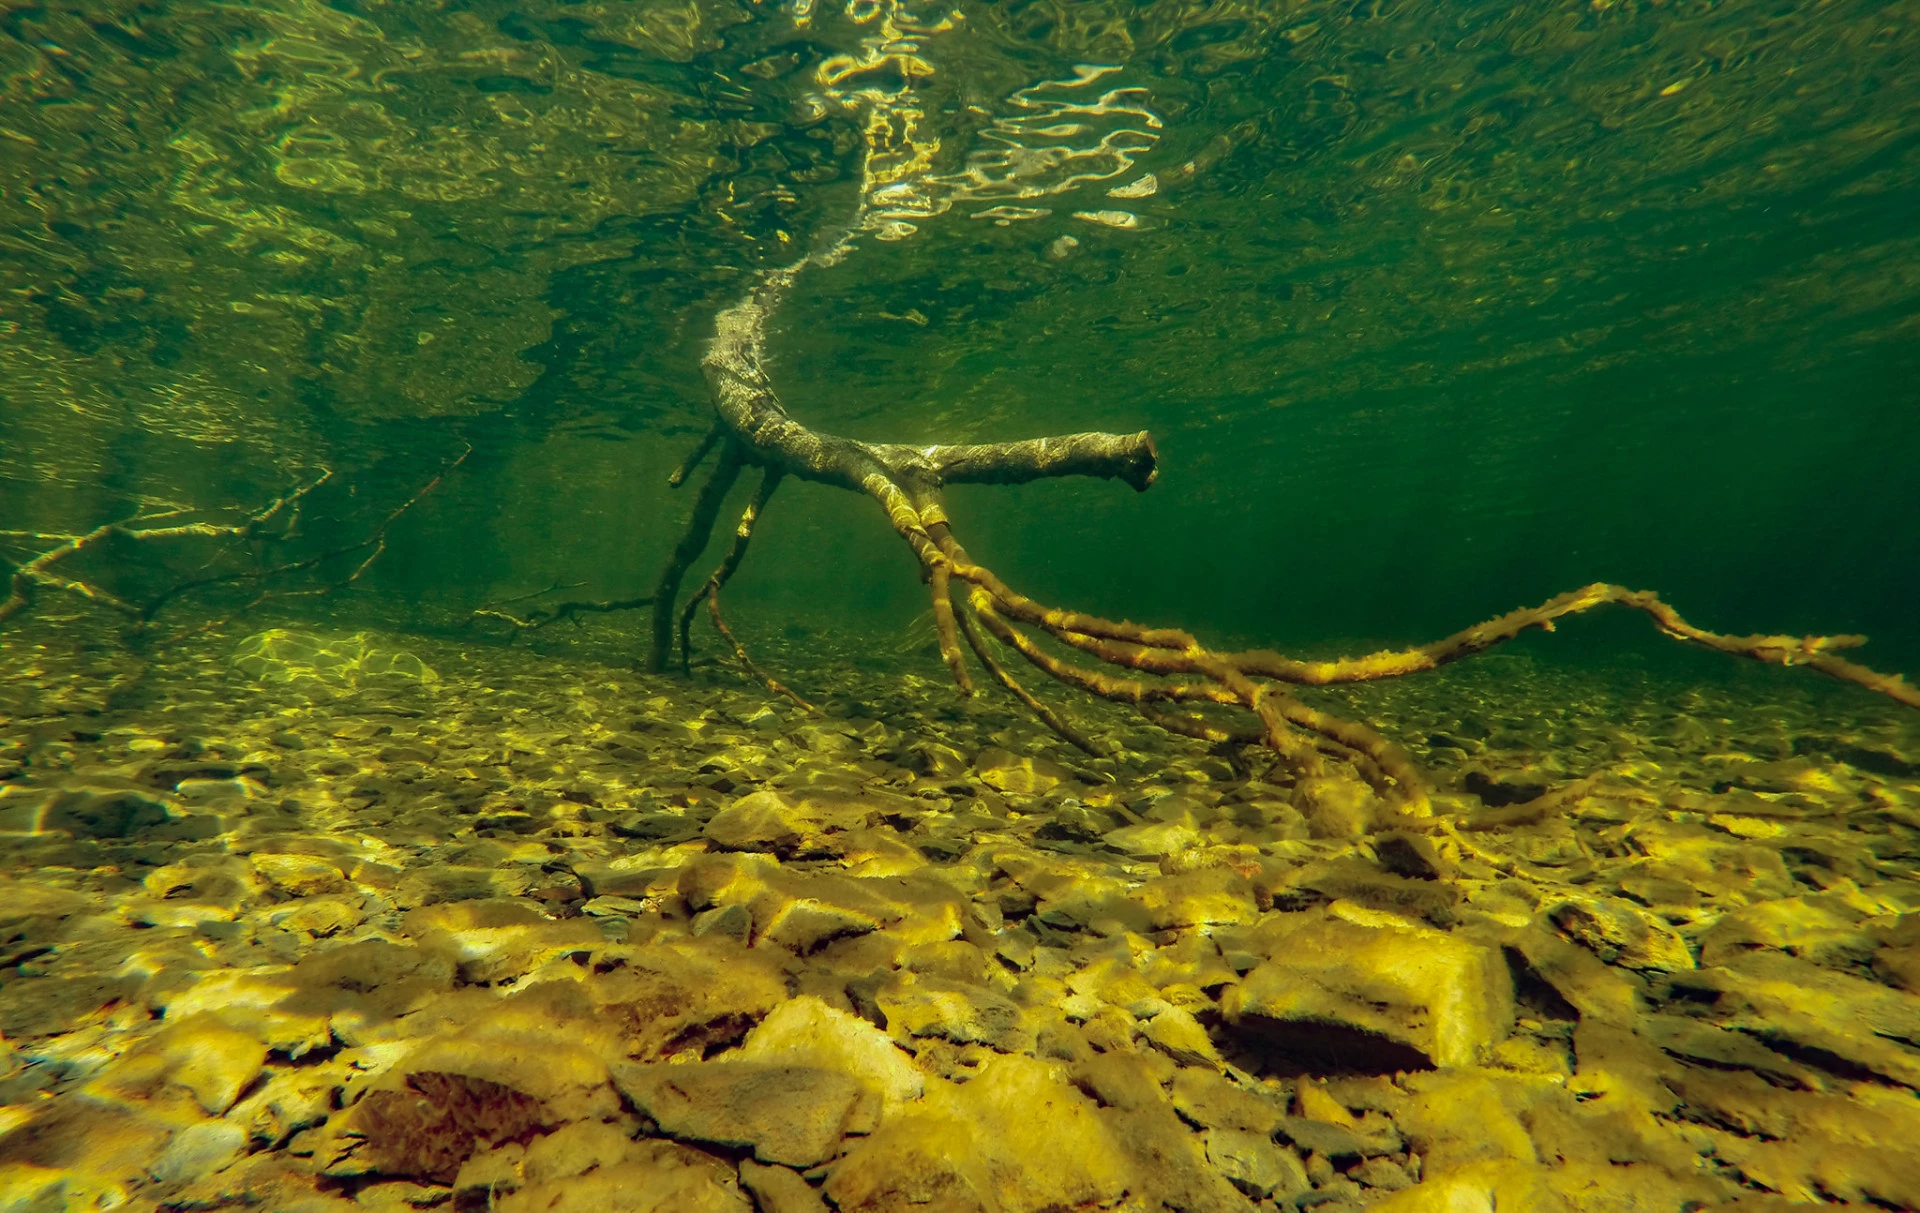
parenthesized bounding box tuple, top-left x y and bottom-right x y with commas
(699, 254, 1158, 497)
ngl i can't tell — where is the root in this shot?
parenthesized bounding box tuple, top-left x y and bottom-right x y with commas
(648, 440, 744, 674)
(473, 595, 657, 636)
(678, 468, 783, 675)
(630, 206, 1919, 831)
(707, 588, 813, 712)
(953, 597, 1099, 756)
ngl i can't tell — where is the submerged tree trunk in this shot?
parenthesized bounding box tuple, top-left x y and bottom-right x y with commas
(646, 235, 1919, 830)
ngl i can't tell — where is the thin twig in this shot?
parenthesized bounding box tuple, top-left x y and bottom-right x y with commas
(707, 587, 813, 711)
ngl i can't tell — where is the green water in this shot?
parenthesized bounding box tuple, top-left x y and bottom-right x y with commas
(2, 0, 1917, 670)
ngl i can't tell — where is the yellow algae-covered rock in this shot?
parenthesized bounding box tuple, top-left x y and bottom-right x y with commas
(1696, 894, 1873, 969)
(835, 828, 929, 877)
(1366, 1159, 1572, 1213)
(287, 939, 457, 1043)
(392, 864, 540, 909)
(1142, 1004, 1223, 1069)
(1666, 1068, 1920, 1207)
(322, 1028, 617, 1184)
(738, 995, 925, 1114)
(1129, 867, 1259, 930)
(1143, 931, 1241, 995)
(521, 1118, 639, 1183)
(142, 857, 266, 907)
(1502, 925, 1645, 1025)
(403, 898, 606, 985)
(1873, 911, 1920, 992)
(1102, 819, 1204, 860)
(876, 973, 1036, 1055)
(1223, 906, 1514, 1070)
(587, 938, 789, 1061)
(1292, 772, 1377, 838)
(1611, 820, 1795, 904)
(1294, 1082, 1361, 1128)
(678, 851, 782, 911)
(1546, 894, 1695, 973)
(1391, 1069, 1548, 1172)
(155, 968, 331, 1057)
(88, 1011, 269, 1116)
(1169, 1068, 1282, 1136)
(495, 1139, 750, 1213)
(147, 1118, 248, 1183)
(739, 1159, 831, 1213)
(1066, 953, 1161, 1011)
(1203, 1127, 1309, 1201)
(615, 1060, 866, 1167)
(825, 1055, 1129, 1213)
(1373, 1157, 1723, 1213)
(1069, 1051, 1252, 1212)
(752, 894, 882, 955)
(703, 789, 879, 858)
(228, 1065, 347, 1150)
(270, 895, 364, 938)
(0, 1097, 173, 1208)
(684, 858, 965, 953)
(251, 851, 348, 897)
(1685, 949, 1920, 1088)
(232, 628, 437, 686)
(972, 748, 1069, 796)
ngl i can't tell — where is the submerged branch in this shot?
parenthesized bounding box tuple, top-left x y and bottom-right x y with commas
(640, 223, 1919, 828)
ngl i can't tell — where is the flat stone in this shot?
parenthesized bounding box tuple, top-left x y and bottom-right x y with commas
(691, 902, 753, 941)
(90, 1012, 269, 1115)
(1292, 773, 1375, 839)
(1142, 1005, 1222, 1069)
(521, 1118, 638, 1182)
(149, 1119, 248, 1183)
(738, 995, 924, 1114)
(1684, 950, 1920, 1089)
(738, 1160, 830, 1213)
(754, 896, 880, 954)
(825, 1055, 1129, 1213)
(703, 789, 877, 858)
(1130, 868, 1259, 930)
(1170, 1068, 1282, 1135)
(1275, 1115, 1402, 1160)
(1547, 895, 1694, 972)
(973, 748, 1068, 796)
(251, 852, 347, 897)
(493, 1139, 752, 1213)
(876, 975, 1035, 1054)
(586, 939, 788, 1061)
(615, 1061, 863, 1168)
(1102, 820, 1202, 859)
(1223, 905, 1514, 1070)
(1204, 1127, 1310, 1200)
(0, 782, 170, 838)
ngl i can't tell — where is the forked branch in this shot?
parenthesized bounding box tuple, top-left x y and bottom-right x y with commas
(644, 239, 1918, 827)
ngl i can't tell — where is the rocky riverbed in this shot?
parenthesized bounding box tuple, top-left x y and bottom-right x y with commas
(2, 612, 1919, 1212)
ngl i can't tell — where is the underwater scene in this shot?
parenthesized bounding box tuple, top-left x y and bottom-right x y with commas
(3, 0, 1920, 1209)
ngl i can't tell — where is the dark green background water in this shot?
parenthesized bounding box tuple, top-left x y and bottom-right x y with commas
(3, 0, 1916, 674)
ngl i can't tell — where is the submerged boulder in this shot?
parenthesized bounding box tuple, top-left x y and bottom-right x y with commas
(1222, 904, 1515, 1071)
